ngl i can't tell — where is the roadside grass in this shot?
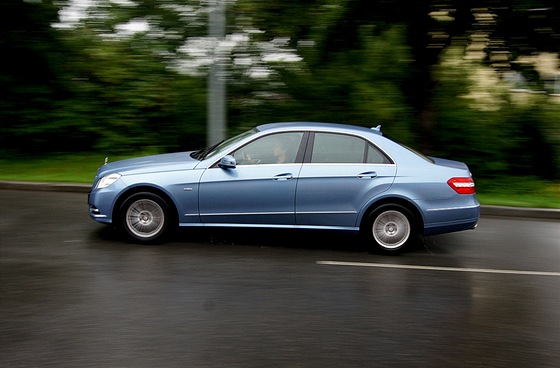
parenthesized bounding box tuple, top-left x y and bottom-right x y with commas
(0, 153, 136, 184)
(475, 177, 560, 209)
(0, 153, 559, 209)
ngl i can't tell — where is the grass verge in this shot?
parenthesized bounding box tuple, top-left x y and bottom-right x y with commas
(475, 177, 560, 209)
(0, 153, 558, 209)
(0, 153, 135, 183)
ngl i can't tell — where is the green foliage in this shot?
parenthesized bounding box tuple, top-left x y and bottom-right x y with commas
(431, 46, 560, 179)
(476, 176, 560, 209)
(0, 0, 71, 152)
(59, 32, 207, 153)
(1, 0, 559, 183)
(245, 24, 414, 143)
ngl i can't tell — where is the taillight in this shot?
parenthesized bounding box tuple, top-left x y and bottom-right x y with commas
(447, 177, 476, 195)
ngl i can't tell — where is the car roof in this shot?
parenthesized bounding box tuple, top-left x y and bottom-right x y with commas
(256, 122, 383, 136)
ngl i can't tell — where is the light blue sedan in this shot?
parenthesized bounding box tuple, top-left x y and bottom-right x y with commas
(88, 122, 479, 253)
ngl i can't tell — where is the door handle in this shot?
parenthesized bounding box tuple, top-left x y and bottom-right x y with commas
(273, 173, 294, 181)
(357, 171, 377, 179)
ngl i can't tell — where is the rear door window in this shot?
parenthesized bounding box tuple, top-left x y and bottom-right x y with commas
(310, 133, 390, 164)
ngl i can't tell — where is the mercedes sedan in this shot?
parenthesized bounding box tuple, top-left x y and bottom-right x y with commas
(88, 122, 479, 253)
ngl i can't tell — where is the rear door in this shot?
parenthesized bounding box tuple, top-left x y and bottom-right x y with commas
(295, 132, 397, 228)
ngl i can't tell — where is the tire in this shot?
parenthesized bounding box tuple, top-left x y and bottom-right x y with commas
(364, 204, 416, 254)
(120, 192, 172, 243)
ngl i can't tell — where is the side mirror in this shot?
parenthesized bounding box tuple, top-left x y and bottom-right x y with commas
(218, 155, 236, 169)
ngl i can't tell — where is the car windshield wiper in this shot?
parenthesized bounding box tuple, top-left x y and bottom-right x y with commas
(190, 140, 224, 160)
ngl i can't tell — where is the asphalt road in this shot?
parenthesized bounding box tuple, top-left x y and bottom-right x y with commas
(1, 189, 559, 368)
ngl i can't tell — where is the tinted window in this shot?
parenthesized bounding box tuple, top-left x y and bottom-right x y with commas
(311, 133, 390, 164)
(366, 144, 391, 164)
(233, 132, 304, 165)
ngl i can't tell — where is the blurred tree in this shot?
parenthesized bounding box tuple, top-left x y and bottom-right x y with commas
(1, 0, 208, 153)
(47, 0, 308, 148)
(0, 0, 75, 152)
(246, 0, 472, 148)
(233, 1, 416, 140)
(1, 0, 558, 178)
(55, 26, 207, 153)
(431, 45, 559, 180)
(268, 0, 559, 150)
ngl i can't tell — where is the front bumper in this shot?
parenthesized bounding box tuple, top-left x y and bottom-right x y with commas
(87, 180, 127, 224)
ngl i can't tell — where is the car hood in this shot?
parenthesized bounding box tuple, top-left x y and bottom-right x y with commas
(98, 152, 199, 176)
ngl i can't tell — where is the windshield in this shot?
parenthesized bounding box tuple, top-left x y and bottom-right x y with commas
(190, 128, 258, 160)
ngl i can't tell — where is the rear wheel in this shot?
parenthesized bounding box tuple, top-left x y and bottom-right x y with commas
(364, 204, 416, 254)
(120, 192, 172, 243)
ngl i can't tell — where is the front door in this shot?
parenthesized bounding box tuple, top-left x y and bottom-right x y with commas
(198, 132, 305, 225)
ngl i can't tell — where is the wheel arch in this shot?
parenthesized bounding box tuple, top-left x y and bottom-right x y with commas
(359, 196, 425, 234)
(113, 185, 179, 227)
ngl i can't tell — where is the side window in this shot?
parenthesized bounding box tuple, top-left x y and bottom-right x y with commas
(233, 132, 304, 165)
(311, 133, 365, 163)
(311, 133, 390, 164)
(366, 144, 392, 164)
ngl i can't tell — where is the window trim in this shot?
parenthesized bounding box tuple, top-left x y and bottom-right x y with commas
(227, 131, 309, 166)
(304, 132, 394, 165)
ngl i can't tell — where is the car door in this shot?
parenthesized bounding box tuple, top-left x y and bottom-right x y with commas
(198, 132, 305, 225)
(296, 132, 397, 228)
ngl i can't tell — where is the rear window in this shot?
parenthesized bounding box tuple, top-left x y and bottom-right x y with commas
(383, 134, 434, 164)
(400, 144, 434, 163)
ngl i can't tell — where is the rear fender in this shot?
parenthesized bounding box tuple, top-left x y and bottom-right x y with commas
(358, 195, 425, 233)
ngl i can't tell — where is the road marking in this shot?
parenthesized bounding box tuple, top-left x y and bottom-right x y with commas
(316, 261, 560, 277)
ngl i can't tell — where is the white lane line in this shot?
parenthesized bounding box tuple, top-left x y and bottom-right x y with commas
(316, 261, 560, 277)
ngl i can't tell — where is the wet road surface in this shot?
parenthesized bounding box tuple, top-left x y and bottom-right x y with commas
(1, 190, 559, 367)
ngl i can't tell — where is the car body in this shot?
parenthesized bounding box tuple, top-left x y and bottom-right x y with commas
(88, 122, 479, 253)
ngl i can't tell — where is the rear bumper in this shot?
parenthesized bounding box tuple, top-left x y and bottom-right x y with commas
(423, 216, 479, 236)
(421, 200, 480, 236)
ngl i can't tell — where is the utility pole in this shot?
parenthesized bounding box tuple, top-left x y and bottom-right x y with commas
(207, 0, 226, 145)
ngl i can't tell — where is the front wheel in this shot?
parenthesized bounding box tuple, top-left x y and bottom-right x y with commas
(363, 205, 416, 254)
(120, 192, 172, 243)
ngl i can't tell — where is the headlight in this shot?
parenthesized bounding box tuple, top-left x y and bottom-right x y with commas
(96, 173, 122, 189)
